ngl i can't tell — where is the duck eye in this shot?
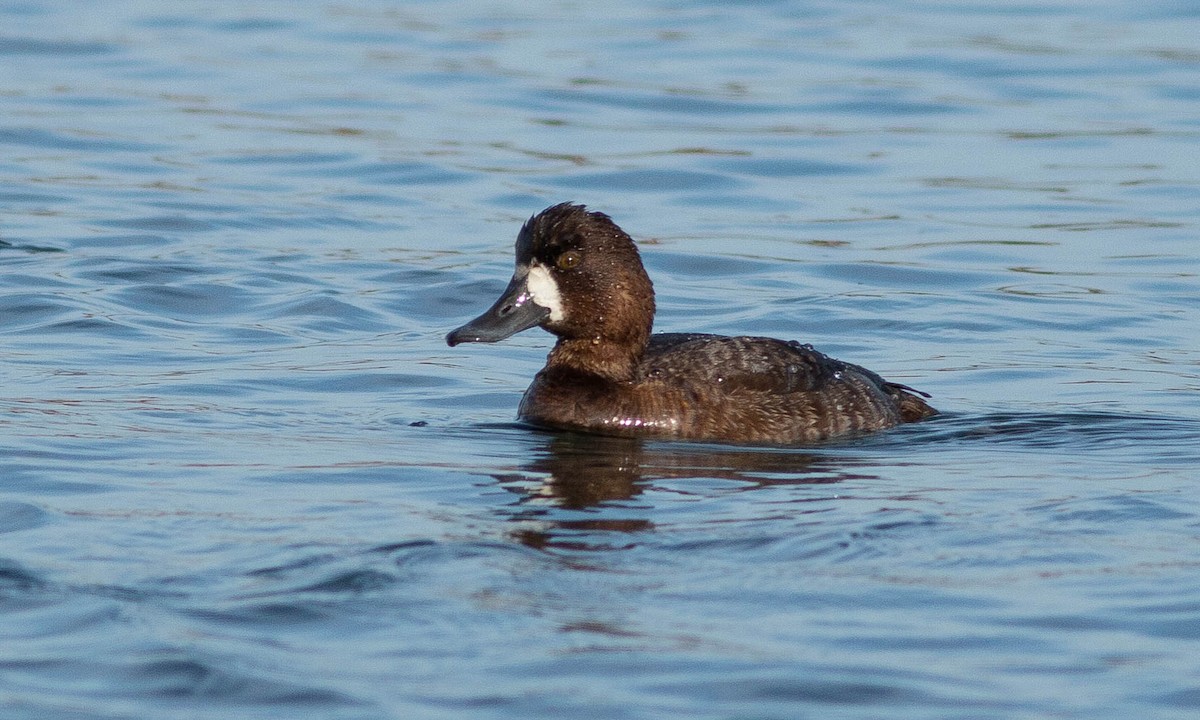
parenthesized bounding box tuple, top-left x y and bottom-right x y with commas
(556, 251, 582, 270)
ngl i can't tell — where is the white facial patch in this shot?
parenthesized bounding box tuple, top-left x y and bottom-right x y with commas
(525, 263, 565, 323)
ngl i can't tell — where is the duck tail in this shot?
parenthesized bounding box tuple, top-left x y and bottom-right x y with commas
(886, 382, 938, 422)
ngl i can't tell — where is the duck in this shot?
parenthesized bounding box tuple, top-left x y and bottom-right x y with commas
(446, 203, 936, 445)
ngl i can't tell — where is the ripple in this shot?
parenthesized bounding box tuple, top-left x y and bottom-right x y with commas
(0, 294, 80, 331)
(254, 371, 452, 394)
(78, 262, 211, 284)
(536, 87, 790, 116)
(551, 168, 743, 192)
(111, 283, 258, 319)
(308, 160, 474, 186)
(0, 559, 46, 594)
(0, 128, 160, 152)
(214, 151, 357, 166)
(0, 503, 49, 534)
(1034, 495, 1193, 524)
(293, 569, 398, 594)
(708, 156, 870, 178)
(0, 36, 115, 56)
(265, 295, 389, 332)
(903, 412, 1200, 459)
(95, 216, 219, 233)
(4, 1, 1200, 718)
(121, 653, 362, 707)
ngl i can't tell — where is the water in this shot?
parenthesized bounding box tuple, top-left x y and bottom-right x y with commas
(2, 0, 1199, 718)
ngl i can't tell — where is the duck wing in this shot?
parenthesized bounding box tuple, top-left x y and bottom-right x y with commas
(644, 333, 936, 420)
(643, 334, 855, 393)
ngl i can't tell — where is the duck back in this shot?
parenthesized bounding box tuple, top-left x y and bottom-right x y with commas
(519, 333, 936, 445)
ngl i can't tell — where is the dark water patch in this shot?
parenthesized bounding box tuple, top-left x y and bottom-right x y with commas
(1033, 495, 1193, 524)
(265, 295, 389, 331)
(0, 466, 110, 497)
(1030, 218, 1185, 232)
(655, 672, 934, 707)
(188, 601, 332, 628)
(250, 465, 468, 486)
(253, 371, 452, 394)
(551, 168, 743, 192)
(813, 261, 983, 290)
(78, 261, 212, 284)
(873, 53, 1112, 80)
(214, 151, 357, 166)
(0, 559, 47, 595)
(62, 233, 175, 249)
(1157, 84, 1200, 102)
(281, 569, 399, 596)
(305, 160, 474, 186)
(836, 631, 1034, 654)
(383, 290, 474, 323)
(659, 511, 949, 566)
(525, 656, 1001, 714)
(650, 251, 773, 278)
(220, 326, 295, 345)
(381, 538, 545, 569)
(1135, 619, 1200, 642)
(708, 156, 870, 178)
(110, 283, 258, 319)
(0, 294, 81, 330)
(95, 215, 218, 233)
(368, 266, 450, 287)
(1151, 687, 1200, 710)
(808, 97, 972, 117)
(671, 192, 799, 211)
(134, 14, 209, 30)
(117, 653, 363, 707)
(42, 94, 142, 109)
(0, 503, 48, 534)
(142, 199, 250, 215)
(0, 238, 66, 254)
(535, 87, 790, 116)
(212, 17, 297, 32)
(227, 540, 544, 611)
(0, 190, 71, 204)
(0, 36, 115, 56)
(895, 412, 1200, 460)
(0, 128, 160, 152)
(1007, 613, 1122, 632)
(195, 211, 392, 232)
(246, 549, 358, 579)
(38, 316, 152, 339)
(329, 191, 419, 208)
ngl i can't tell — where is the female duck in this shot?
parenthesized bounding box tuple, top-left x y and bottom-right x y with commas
(447, 203, 936, 444)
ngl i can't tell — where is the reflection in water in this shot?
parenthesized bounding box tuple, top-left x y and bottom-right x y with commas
(495, 430, 880, 550)
(491, 411, 1200, 551)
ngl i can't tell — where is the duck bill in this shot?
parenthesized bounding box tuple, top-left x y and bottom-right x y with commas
(446, 271, 550, 346)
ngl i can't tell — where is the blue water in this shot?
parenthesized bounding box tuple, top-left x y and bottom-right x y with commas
(3, 1, 1199, 718)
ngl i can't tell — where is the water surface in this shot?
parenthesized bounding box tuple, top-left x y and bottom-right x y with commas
(2, 1, 1199, 718)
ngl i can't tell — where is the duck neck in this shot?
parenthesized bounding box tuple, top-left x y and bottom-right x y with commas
(544, 266, 655, 383)
(546, 334, 647, 383)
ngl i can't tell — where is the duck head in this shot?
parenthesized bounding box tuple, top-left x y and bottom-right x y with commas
(446, 203, 654, 351)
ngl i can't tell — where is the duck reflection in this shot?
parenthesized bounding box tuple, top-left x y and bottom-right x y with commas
(496, 430, 880, 551)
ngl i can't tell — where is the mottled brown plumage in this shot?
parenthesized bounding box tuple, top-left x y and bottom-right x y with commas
(447, 203, 937, 445)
